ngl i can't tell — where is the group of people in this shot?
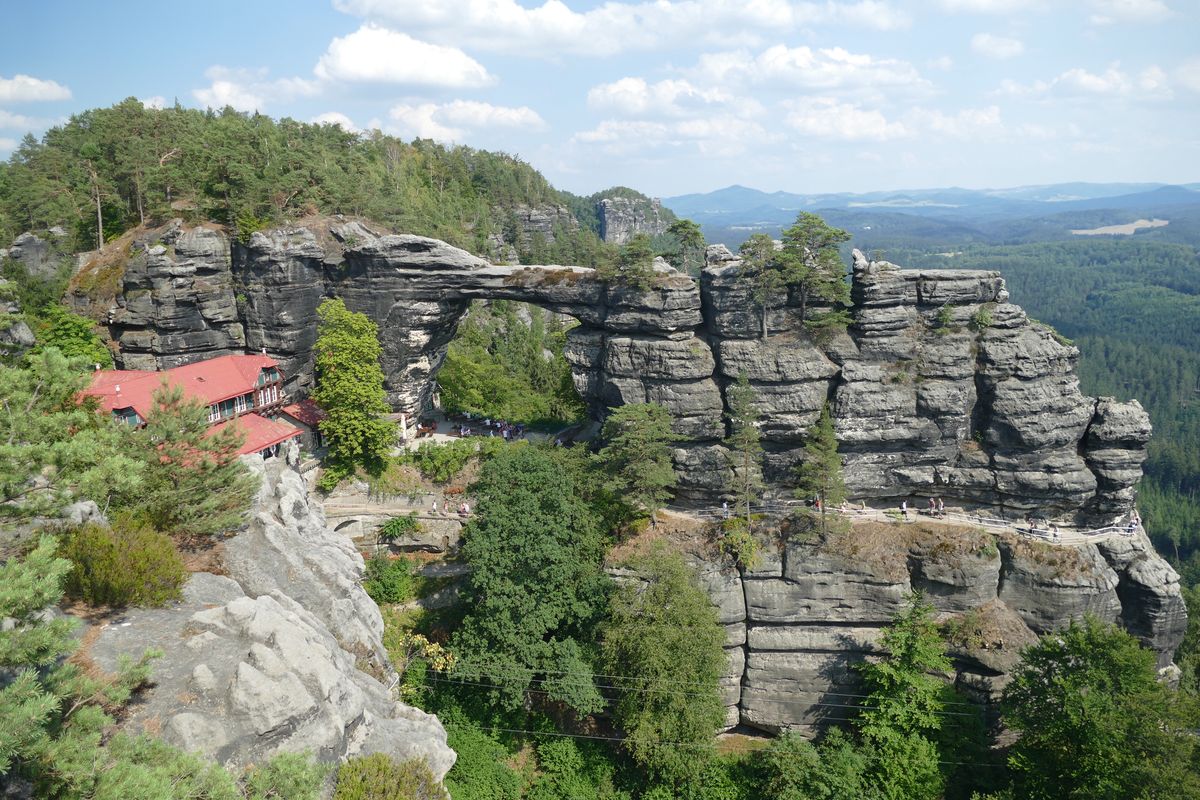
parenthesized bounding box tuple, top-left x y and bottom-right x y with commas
(430, 499, 471, 517)
(451, 412, 526, 441)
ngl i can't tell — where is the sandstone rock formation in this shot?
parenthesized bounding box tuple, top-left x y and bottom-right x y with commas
(596, 195, 670, 244)
(89, 450, 455, 778)
(691, 518, 1185, 734)
(81, 219, 1151, 529)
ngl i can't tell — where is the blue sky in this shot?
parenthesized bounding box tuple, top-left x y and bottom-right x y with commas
(1, 0, 1197, 197)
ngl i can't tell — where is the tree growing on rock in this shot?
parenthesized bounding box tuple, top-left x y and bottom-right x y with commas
(133, 383, 260, 537)
(601, 545, 725, 786)
(312, 297, 397, 490)
(737, 232, 784, 339)
(665, 218, 706, 275)
(724, 371, 763, 531)
(778, 211, 851, 324)
(794, 403, 846, 531)
(595, 402, 679, 526)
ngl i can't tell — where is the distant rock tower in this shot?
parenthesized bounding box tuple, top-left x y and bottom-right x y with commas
(597, 195, 669, 244)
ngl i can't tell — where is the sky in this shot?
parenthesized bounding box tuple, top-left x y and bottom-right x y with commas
(1, 0, 1197, 198)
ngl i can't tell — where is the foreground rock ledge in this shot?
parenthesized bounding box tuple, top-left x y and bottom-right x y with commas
(89, 451, 455, 778)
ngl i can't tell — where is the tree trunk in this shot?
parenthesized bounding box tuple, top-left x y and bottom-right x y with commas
(761, 306, 769, 339)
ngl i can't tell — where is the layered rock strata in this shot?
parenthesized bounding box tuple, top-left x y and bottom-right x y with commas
(89, 449, 455, 777)
(692, 519, 1185, 734)
(87, 219, 1149, 526)
(596, 195, 670, 244)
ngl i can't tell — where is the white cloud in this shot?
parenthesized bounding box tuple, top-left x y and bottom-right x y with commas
(572, 115, 775, 158)
(332, 0, 910, 58)
(315, 25, 494, 88)
(691, 45, 927, 93)
(587, 77, 737, 118)
(939, 0, 1038, 12)
(783, 98, 910, 141)
(0, 74, 71, 102)
(311, 111, 360, 132)
(140, 96, 167, 110)
(927, 56, 955, 71)
(0, 109, 41, 129)
(0, 137, 17, 151)
(1087, 0, 1172, 25)
(192, 67, 319, 112)
(971, 33, 1024, 60)
(920, 105, 1003, 138)
(1177, 58, 1200, 92)
(998, 62, 1171, 98)
(387, 100, 545, 142)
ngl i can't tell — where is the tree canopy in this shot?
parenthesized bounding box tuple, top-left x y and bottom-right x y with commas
(1003, 616, 1200, 800)
(601, 546, 726, 786)
(595, 402, 679, 523)
(312, 297, 396, 488)
(451, 446, 610, 714)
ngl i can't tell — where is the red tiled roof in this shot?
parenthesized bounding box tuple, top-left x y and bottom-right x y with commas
(81, 354, 281, 419)
(209, 412, 301, 455)
(281, 398, 326, 427)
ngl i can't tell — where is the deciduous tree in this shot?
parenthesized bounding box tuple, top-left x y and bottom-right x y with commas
(601, 546, 725, 785)
(1003, 616, 1200, 800)
(312, 297, 396, 488)
(451, 446, 609, 714)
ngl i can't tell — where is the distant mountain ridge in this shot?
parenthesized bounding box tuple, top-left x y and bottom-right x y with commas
(663, 182, 1200, 248)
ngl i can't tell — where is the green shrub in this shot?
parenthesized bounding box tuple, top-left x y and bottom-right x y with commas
(244, 752, 329, 800)
(719, 517, 761, 570)
(363, 554, 415, 604)
(969, 304, 994, 331)
(379, 513, 421, 543)
(334, 753, 447, 800)
(934, 304, 954, 333)
(395, 438, 512, 484)
(60, 521, 187, 607)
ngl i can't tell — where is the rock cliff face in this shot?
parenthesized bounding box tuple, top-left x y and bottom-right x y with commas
(60, 217, 1185, 737)
(89, 220, 1150, 528)
(691, 518, 1184, 733)
(89, 450, 455, 777)
(596, 196, 670, 244)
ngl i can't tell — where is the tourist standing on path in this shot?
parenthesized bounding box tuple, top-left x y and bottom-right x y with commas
(900, 499, 909, 520)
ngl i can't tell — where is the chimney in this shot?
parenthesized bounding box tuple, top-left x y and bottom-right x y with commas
(115, 384, 121, 394)
(93, 363, 100, 371)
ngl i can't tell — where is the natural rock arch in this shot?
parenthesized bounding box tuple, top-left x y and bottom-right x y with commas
(97, 218, 1150, 522)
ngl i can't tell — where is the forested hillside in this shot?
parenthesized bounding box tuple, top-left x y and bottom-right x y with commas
(897, 240, 1200, 581)
(0, 99, 615, 265)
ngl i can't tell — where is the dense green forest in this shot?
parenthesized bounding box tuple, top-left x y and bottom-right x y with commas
(895, 240, 1200, 581)
(0, 98, 639, 267)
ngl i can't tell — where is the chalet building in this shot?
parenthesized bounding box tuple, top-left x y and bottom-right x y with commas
(81, 353, 301, 458)
(279, 398, 326, 451)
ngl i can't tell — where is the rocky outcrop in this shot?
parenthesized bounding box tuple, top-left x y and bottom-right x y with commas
(89, 449, 455, 778)
(597, 196, 670, 244)
(6, 230, 66, 282)
(100, 222, 246, 370)
(91, 220, 1152, 529)
(511, 203, 579, 245)
(696, 519, 1184, 735)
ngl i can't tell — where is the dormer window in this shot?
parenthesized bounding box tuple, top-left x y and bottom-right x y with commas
(112, 407, 141, 426)
(257, 368, 280, 386)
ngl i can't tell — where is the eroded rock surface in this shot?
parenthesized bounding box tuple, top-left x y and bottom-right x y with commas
(89, 452, 454, 778)
(698, 520, 1184, 735)
(75, 221, 1145, 529)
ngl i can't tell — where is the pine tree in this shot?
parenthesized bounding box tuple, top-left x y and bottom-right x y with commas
(724, 371, 762, 530)
(312, 298, 397, 489)
(794, 403, 846, 531)
(777, 212, 851, 324)
(596, 402, 679, 523)
(133, 383, 260, 537)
